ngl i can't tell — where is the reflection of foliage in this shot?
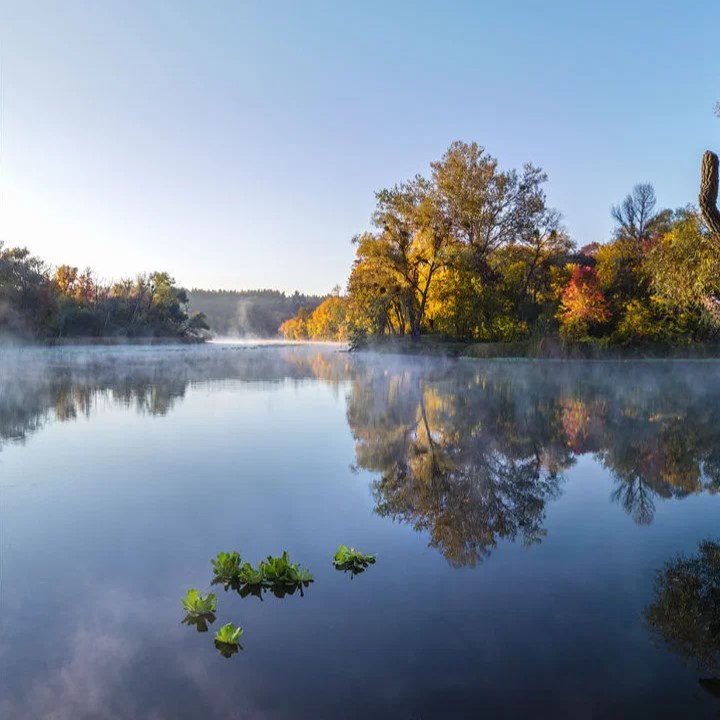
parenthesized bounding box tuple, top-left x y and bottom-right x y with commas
(0, 347, 359, 454)
(347, 363, 570, 566)
(333, 545, 376, 576)
(345, 359, 720, 565)
(645, 540, 720, 671)
(182, 612, 216, 633)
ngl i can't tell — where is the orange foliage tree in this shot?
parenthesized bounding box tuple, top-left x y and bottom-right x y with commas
(558, 265, 611, 341)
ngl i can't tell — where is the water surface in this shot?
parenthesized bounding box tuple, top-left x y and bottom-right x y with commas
(1, 345, 719, 718)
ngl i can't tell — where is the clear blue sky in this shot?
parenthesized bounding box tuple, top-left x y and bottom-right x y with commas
(1, 0, 718, 294)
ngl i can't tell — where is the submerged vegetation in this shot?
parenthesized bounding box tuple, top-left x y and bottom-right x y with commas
(281, 139, 720, 352)
(333, 545, 376, 576)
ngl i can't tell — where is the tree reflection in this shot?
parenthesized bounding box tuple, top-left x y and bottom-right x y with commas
(0, 347, 348, 451)
(4, 348, 720, 567)
(347, 362, 571, 566)
(645, 539, 720, 693)
(345, 360, 720, 564)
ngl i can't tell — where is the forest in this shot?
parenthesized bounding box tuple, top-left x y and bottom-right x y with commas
(0, 246, 323, 341)
(188, 288, 323, 337)
(0, 250, 209, 340)
(280, 140, 720, 351)
(5, 141, 720, 348)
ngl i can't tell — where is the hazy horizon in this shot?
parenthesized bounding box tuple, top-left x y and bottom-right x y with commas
(1, 0, 718, 294)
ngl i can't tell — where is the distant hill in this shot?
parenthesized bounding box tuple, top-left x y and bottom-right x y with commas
(188, 289, 324, 337)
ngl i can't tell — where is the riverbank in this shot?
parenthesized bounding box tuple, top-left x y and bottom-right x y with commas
(358, 335, 720, 360)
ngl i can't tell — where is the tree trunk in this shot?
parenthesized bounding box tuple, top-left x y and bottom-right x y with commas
(700, 151, 720, 239)
(699, 151, 720, 327)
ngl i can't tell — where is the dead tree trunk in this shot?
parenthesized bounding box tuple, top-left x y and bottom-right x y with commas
(699, 151, 720, 325)
(700, 151, 720, 238)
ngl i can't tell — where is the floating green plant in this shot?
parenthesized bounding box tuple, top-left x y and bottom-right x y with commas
(237, 562, 266, 600)
(211, 551, 242, 589)
(238, 562, 264, 586)
(181, 588, 217, 616)
(214, 622, 244, 658)
(259, 551, 314, 597)
(181, 588, 217, 632)
(333, 545, 376, 576)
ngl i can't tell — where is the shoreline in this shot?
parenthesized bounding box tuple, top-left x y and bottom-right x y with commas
(0, 336, 206, 348)
(356, 336, 720, 361)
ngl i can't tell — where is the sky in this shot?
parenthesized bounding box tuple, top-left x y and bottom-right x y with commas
(0, 0, 718, 295)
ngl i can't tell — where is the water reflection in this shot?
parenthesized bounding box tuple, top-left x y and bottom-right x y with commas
(3, 347, 720, 717)
(344, 360, 720, 564)
(645, 539, 720, 672)
(0, 346, 348, 449)
(3, 348, 720, 567)
(645, 539, 720, 701)
(345, 363, 569, 566)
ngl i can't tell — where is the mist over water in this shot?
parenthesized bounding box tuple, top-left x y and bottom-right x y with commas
(1, 345, 720, 718)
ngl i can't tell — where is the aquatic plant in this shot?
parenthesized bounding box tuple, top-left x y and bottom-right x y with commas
(215, 622, 243, 644)
(238, 562, 264, 586)
(214, 622, 244, 658)
(333, 545, 376, 576)
(237, 562, 266, 600)
(181, 588, 217, 616)
(211, 551, 242, 588)
(259, 551, 314, 597)
(181, 588, 217, 632)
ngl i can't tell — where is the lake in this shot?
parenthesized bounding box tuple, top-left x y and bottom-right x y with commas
(1, 343, 719, 719)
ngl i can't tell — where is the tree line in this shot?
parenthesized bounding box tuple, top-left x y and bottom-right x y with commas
(189, 288, 324, 338)
(281, 140, 720, 348)
(0, 246, 209, 340)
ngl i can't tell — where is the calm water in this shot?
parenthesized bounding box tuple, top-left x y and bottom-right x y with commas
(1, 344, 720, 719)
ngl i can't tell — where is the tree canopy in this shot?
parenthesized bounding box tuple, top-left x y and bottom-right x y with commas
(0, 244, 208, 340)
(281, 140, 720, 350)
